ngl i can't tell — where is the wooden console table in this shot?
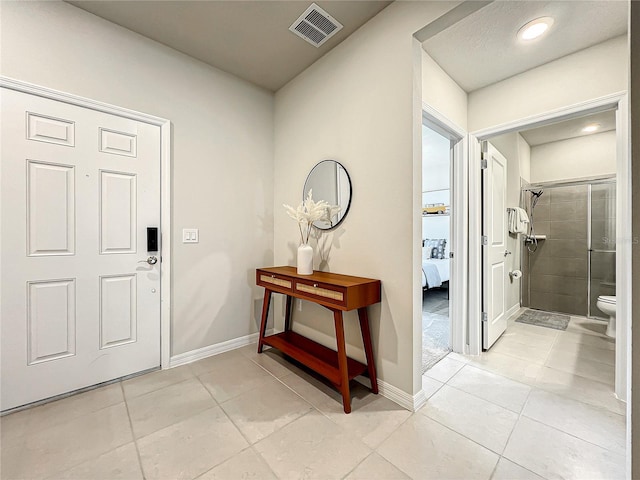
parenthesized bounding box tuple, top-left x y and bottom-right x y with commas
(256, 266, 381, 413)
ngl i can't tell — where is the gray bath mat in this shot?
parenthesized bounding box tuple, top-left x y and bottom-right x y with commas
(515, 309, 570, 330)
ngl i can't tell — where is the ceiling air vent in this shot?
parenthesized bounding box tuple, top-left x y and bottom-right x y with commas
(289, 3, 343, 48)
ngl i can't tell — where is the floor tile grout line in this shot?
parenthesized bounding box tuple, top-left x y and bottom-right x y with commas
(28, 406, 136, 479)
(120, 380, 148, 480)
(374, 445, 421, 480)
(540, 362, 615, 389)
(248, 444, 282, 480)
(412, 407, 506, 458)
(1, 382, 126, 437)
(188, 374, 273, 478)
(339, 451, 375, 480)
(268, 369, 336, 418)
(120, 366, 197, 401)
(189, 444, 279, 480)
(443, 358, 537, 389)
(443, 382, 527, 416)
(546, 349, 617, 370)
(509, 414, 627, 462)
(421, 380, 520, 458)
(492, 388, 554, 480)
(216, 384, 318, 450)
(517, 398, 626, 456)
(529, 378, 625, 418)
(193, 369, 330, 468)
(124, 375, 199, 403)
(194, 374, 252, 449)
(246, 363, 409, 456)
(426, 357, 556, 474)
(484, 346, 550, 367)
(500, 386, 534, 454)
(366, 403, 419, 452)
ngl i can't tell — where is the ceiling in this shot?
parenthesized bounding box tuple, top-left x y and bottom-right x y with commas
(67, 1, 391, 92)
(519, 110, 616, 147)
(422, 1, 628, 92)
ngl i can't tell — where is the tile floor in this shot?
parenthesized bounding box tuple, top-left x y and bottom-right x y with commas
(1, 311, 626, 480)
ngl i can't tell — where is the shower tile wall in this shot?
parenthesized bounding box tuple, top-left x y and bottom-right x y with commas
(524, 185, 589, 316)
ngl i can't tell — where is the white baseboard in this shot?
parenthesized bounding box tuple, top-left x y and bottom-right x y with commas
(506, 303, 521, 321)
(169, 329, 274, 368)
(375, 378, 426, 412)
(170, 329, 424, 412)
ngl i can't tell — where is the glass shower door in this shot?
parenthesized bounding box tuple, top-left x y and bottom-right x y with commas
(589, 182, 616, 318)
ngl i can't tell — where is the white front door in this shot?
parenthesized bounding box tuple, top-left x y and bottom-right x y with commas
(482, 141, 508, 350)
(1, 88, 161, 410)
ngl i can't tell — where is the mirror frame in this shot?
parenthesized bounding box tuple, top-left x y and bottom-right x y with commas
(303, 160, 352, 230)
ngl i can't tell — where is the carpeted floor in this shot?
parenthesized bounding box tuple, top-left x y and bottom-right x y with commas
(422, 288, 451, 373)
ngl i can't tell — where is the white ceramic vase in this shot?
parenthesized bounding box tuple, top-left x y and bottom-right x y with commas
(297, 243, 313, 275)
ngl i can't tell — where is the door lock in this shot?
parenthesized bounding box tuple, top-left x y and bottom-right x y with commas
(138, 255, 158, 265)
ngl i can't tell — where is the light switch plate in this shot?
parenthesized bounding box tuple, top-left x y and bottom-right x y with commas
(182, 228, 199, 243)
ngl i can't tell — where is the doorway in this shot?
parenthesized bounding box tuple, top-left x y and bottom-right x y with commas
(470, 100, 629, 404)
(0, 80, 172, 412)
(419, 107, 467, 371)
(421, 122, 452, 371)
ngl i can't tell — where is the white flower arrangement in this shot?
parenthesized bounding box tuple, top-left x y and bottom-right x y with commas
(284, 189, 341, 245)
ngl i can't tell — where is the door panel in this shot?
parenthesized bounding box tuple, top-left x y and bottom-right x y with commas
(27, 160, 76, 256)
(1, 88, 161, 410)
(99, 274, 137, 349)
(26, 112, 75, 147)
(482, 142, 508, 349)
(100, 170, 137, 254)
(27, 279, 76, 364)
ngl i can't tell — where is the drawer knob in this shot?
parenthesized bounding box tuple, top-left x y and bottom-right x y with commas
(313, 283, 318, 288)
(272, 275, 276, 278)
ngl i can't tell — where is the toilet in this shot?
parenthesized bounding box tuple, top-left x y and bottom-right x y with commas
(596, 295, 616, 338)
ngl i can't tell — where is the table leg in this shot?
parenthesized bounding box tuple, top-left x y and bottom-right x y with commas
(333, 310, 351, 414)
(358, 307, 378, 394)
(284, 295, 293, 331)
(257, 289, 272, 353)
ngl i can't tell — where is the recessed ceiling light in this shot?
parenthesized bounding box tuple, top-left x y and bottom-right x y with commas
(582, 123, 601, 133)
(517, 17, 554, 41)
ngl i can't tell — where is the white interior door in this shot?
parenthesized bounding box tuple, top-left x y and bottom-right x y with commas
(482, 141, 508, 349)
(1, 88, 161, 410)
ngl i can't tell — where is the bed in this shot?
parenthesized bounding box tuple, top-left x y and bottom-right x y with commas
(422, 239, 450, 289)
(422, 258, 450, 289)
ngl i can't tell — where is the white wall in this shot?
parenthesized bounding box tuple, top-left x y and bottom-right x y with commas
(0, 1, 275, 357)
(468, 35, 628, 132)
(421, 49, 468, 131)
(518, 133, 531, 183)
(490, 133, 531, 311)
(422, 126, 451, 192)
(530, 131, 617, 183)
(274, 1, 460, 397)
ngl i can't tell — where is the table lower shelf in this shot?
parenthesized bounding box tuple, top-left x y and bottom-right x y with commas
(262, 331, 368, 387)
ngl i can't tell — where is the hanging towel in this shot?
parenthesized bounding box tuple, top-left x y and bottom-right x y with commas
(508, 207, 529, 234)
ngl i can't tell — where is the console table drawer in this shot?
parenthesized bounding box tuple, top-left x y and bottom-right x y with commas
(257, 272, 293, 292)
(295, 280, 345, 306)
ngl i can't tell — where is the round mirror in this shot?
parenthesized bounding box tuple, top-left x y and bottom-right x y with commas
(303, 160, 352, 230)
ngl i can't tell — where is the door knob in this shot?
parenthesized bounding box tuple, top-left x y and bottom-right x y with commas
(504, 250, 512, 256)
(138, 256, 158, 265)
